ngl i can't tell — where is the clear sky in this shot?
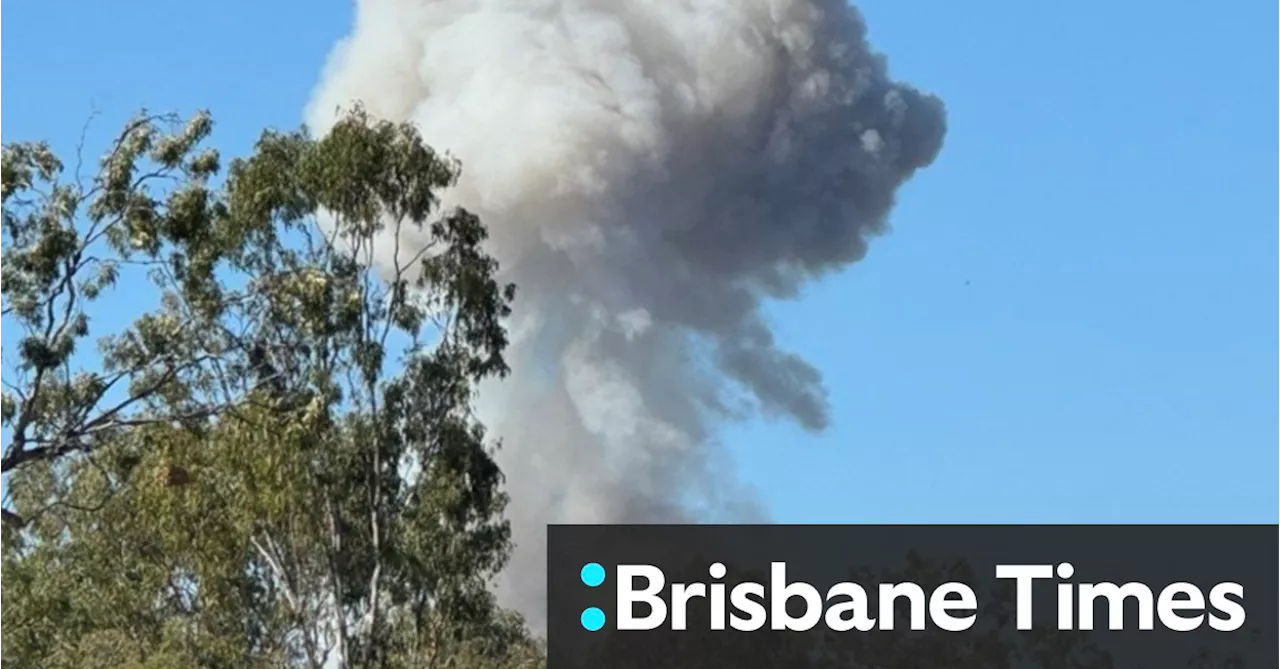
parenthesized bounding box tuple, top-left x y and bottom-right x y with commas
(3, 1, 1276, 523)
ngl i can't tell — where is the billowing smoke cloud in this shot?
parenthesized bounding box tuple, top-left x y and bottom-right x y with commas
(306, 0, 946, 629)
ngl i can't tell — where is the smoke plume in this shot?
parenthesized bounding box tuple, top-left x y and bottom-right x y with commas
(306, 0, 946, 628)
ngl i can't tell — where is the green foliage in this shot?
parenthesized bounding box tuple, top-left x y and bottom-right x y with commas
(2, 108, 541, 669)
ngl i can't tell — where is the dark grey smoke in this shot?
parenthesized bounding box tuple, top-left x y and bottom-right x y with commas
(307, 0, 946, 629)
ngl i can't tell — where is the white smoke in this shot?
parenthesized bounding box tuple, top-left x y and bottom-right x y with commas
(306, 0, 946, 629)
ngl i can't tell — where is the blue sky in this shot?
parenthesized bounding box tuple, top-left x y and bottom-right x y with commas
(3, 1, 1276, 523)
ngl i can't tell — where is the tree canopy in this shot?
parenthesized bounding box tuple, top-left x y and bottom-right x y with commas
(2, 108, 538, 668)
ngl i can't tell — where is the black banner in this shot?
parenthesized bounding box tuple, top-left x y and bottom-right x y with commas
(548, 525, 1277, 668)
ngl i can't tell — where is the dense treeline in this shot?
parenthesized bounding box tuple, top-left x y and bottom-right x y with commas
(2, 108, 540, 668)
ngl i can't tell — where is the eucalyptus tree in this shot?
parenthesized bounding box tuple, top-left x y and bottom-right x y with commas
(3, 108, 540, 669)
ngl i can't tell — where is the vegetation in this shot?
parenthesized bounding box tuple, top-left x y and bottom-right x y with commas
(2, 108, 540, 668)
